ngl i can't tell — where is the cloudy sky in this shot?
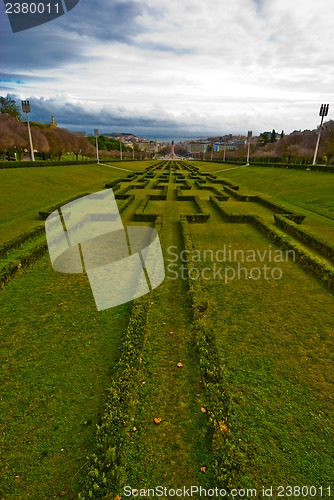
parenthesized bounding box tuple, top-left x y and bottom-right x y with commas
(1, 0, 334, 138)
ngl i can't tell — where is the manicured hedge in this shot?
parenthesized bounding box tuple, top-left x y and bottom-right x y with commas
(79, 215, 164, 499)
(180, 216, 244, 489)
(210, 197, 253, 222)
(212, 179, 239, 190)
(133, 196, 157, 222)
(223, 185, 258, 202)
(252, 217, 334, 288)
(0, 160, 96, 169)
(38, 192, 91, 220)
(118, 195, 135, 214)
(0, 241, 47, 288)
(0, 225, 45, 258)
(274, 215, 334, 261)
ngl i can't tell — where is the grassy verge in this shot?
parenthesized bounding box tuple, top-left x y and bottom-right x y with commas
(0, 256, 131, 499)
(0, 161, 154, 243)
(190, 206, 334, 490)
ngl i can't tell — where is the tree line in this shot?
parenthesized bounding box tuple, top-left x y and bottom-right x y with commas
(0, 96, 140, 161)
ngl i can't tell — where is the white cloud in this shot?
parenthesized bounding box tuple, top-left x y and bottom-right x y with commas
(2, 0, 334, 136)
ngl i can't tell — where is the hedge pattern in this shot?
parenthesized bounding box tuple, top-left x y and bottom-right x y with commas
(180, 216, 245, 489)
(78, 215, 164, 499)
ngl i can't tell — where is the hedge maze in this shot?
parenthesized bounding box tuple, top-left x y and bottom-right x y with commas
(100, 160, 334, 290)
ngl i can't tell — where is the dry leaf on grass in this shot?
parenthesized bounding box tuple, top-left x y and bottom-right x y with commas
(177, 362, 183, 368)
(219, 420, 230, 433)
(200, 407, 206, 413)
(200, 466, 207, 473)
(153, 417, 162, 425)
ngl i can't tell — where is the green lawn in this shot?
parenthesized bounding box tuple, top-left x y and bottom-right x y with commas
(0, 256, 131, 498)
(190, 208, 334, 489)
(0, 161, 154, 243)
(219, 165, 334, 220)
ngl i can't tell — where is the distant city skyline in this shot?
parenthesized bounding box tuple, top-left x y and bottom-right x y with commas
(1, 0, 334, 136)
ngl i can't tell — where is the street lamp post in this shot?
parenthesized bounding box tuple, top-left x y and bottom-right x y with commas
(246, 130, 252, 165)
(94, 129, 100, 163)
(119, 133, 123, 160)
(21, 100, 35, 161)
(313, 104, 329, 166)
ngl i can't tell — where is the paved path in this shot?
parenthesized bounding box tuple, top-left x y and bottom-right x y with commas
(214, 164, 247, 173)
(98, 162, 132, 172)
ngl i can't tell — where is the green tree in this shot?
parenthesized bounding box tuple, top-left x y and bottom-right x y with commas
(270, 129, 277, 143)
(0, 96, 21, 120)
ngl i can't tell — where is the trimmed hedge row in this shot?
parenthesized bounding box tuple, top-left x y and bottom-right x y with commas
(38, 192, 91, 220)
(195, 181, 228, 198)
(149, 186, 168, 200)
(211, 179, 239, 190)
(78, 215, 164, 499)
(118, 195, 135, 214)
(180, 216, 244, 489)
(210, 197, 254, 223)
(0, 225, 45, 258)
(78, 295, 151, 499)
(105, 174, 139, 190)
(179, 196, 211, 223)
(223, 185, 258, 202)
(251, 217, 334, 288)
(0, 241, 47, 288)
(133, 196, 157, 222)
(274, 215, 334, 262)
(0, 160, 96, 169)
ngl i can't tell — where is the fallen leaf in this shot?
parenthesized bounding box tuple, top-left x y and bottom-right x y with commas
(200, 466, 207, 473)
(177, 362, 183, 368)
(153, 417, 162, 425)
(170, 331, 174, 334)
(133, 427, 137, 432)
(219, 420, 230, 433)
(114, 496, 122, 500)
(200, 407, 206, 413)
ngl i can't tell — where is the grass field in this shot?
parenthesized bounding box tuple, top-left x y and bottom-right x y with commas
(0, 161, 153, 243)
(1, 160, 334, 499)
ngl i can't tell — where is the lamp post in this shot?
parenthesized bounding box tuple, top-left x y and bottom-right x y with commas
(313, 104, 329, 166)
(119, 133, 123, 160)
(94, 129, 100, 163)
(246, 130, 252, 165)
(21, 100, 35, 161)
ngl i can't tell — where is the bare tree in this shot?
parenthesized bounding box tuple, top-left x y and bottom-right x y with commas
(43, 128, 76, 160)
(72, 136, 96, 160)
